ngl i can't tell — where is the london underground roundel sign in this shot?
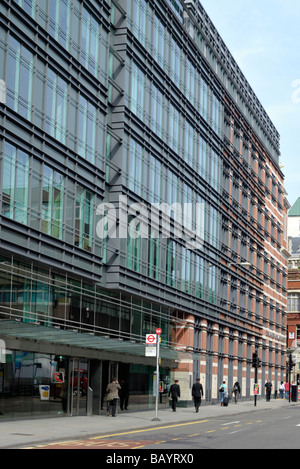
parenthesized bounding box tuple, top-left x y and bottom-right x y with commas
(146, 334, 157, 344)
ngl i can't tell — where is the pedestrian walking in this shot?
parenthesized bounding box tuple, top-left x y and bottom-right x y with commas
(169, 379, 181, 412)
(265, 380, 272, 402)
(192, 378, 204, 413)
(106, 377, 121, 417)
(232, 381, 241, 404)
(219, 381, 228, 406)
(279, 381, 284, 399)
(284, 381, 290, 399)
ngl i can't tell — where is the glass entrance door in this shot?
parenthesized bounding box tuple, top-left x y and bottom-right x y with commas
(109, 362, 118, 383)
(69, 358, 89, 416)
(100, 361, 118, 414)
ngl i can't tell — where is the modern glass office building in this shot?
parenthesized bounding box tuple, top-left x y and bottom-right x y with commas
(0, 0, 289, 419)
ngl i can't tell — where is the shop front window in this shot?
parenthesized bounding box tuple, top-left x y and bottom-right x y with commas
(0, 352, 69, 420)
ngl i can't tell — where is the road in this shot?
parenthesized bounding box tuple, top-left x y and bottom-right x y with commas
(22, 404, 300, 450)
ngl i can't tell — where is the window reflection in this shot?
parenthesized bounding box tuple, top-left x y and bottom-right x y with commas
(0, 352, 68, 419)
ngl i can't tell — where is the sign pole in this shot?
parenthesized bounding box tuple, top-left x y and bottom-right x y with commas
(152, 328, 162, 422)
(252, 350, 260, 407)
(254, 364, 258, 407)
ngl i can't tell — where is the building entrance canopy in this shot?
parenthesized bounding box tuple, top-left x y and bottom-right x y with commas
(0, 320, 178, 362)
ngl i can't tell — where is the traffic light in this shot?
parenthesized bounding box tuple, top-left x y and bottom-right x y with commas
(289, 356, 295, 371)
(252, 352, 261, 368)
(252, 352, 258, 368)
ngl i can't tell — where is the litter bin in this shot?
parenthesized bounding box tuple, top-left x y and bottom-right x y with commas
(291, 385, 298, 402)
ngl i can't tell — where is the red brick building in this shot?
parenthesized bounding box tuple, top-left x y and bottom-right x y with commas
(287, 199, 300, 383)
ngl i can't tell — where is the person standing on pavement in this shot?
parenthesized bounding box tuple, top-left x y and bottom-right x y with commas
(106, 377, 121, 417)
(169, 379, 181, 412)
(284, 381, 290, 399)
(265, 380, 272, 402)
(279, 381, 284, 399)
(232, 381, 241, 404)
(192, 378, 204, 413)
(219, 381, 227, 406)
(119, 379, 129, 411)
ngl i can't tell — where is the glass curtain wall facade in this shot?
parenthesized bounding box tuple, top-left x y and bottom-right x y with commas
(0, 0, 288, 419)
(107, 0, 288, 402)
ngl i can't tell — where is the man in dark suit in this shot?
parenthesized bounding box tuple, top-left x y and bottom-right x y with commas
(192, 378, 204, 413)
(169, 380, 181, 412)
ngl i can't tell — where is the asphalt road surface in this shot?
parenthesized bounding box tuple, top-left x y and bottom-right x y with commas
(23, 404, 300, 450)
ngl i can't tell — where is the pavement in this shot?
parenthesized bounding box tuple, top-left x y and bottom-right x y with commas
(0, 398, 296, 449)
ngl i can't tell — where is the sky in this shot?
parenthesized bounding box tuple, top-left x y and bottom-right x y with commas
(200, 0, 300, 208)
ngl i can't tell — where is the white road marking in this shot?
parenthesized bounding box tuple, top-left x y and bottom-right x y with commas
(228, 428, 249, 435)
(221, 421, 240, 426)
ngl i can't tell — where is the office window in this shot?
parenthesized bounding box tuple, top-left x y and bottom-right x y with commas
(14, 0, 37, 17)
(14, 0, 107, 83)
(41, 165, 64, 240)
(131, 62, 145, 120)
(181, 247, 191, 293)
(212, 94, 221, 136)
(183, 183, 193, 232)
(149, 155, 162, 203)
(81, 7, 95, 71)
(3, 32, 105, 167)
(195, 255, 204, 299)
(127, 138, 143, 196)
(45, 69, 68, 145)
(208, 205, 219, 248)
(127, 217, 141, 272)
(151, 84, 164, 138)
(77, 95, 97, 164)
(187, 120, 196, 167)
(168, 102, 180, 153)
(210, 150, 221, 190)
(200, 76, 209, 122)
(148, 235, 160, 280)
(152, 14, 165, 69)
(166, 170, 178, 206)
(1, 141, 99, 252)
(166, 240, 176, 287)
(208, 264, 217, 304)
(74, 186, 94, 251)
(2, 142, 29, 224)
(185, 57, 196, 106)
(79, 5, 108, 80)
(131, 0, 147, 48)
(6, 36, 34, 121)
(288, 294, 300, 312)
(170, 37, 181, 88)
(49, 0, 71, 50)
(198, 137, 207, 179)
